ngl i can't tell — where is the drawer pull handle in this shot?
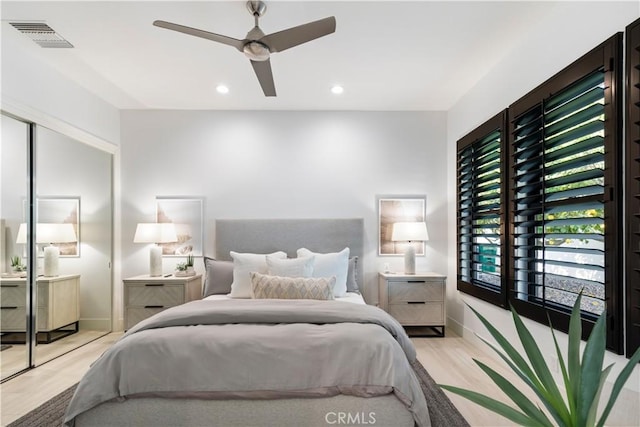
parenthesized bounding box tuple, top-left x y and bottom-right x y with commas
(145, 284, 165, 287)
(145, 305, 164, 309)
(407, 301, 426, 304)
(407, 281, 426, 283)
(1, 306, 18, 310)
(1, 285, 19, 288)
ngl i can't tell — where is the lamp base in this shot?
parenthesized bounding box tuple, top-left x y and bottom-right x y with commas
(43, 245, 60, 277)
(149, 245, 163, 277)
(403, 245, 416, 275)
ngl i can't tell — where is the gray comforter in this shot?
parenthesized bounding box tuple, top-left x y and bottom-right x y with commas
(64, 299, 430, 426)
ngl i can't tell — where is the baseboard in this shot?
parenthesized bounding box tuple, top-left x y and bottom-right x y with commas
(79, 318, 111, 331)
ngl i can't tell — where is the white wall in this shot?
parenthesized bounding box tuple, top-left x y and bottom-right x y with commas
(120, 110, 448, 305)
(1, 32, 120, 146)
(446, 1, 640, 393)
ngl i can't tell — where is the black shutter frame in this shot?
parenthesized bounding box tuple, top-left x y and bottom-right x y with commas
(508, 33, 623, 352)
(457, 110, 509, 308)
(625, 18, 640, 358)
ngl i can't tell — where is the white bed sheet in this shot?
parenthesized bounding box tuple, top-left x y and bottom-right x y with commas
(204, 292, 366, 305)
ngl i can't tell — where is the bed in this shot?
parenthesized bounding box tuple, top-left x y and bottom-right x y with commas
(64, 219, 430, 426)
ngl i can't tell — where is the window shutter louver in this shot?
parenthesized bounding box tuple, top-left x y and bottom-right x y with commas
(457, 111, 508, 307)
(508, 34, 622, 350)
(625, 17, 640, 358)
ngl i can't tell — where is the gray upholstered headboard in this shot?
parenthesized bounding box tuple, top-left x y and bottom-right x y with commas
(215, 218, 364, 287)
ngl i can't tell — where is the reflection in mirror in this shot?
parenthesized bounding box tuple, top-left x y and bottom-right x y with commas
(33, 126, 113, 366)
(1, 114, 30, 380)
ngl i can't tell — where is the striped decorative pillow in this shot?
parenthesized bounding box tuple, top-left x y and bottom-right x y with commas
(250, 272, 335, 300)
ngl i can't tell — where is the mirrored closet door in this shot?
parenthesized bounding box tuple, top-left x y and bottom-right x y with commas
(1, 113, 113, 380)
(0, 114, 31, 379)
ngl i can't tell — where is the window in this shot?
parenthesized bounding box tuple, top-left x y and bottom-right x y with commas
(455, 34, 623, 353)
(508, 34, 622, 351)
(625, 17, 640, 357)
(457, 111, 508, 307)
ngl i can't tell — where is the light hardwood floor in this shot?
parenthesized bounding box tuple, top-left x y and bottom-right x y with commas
(1, 330, 638, 426)
(1, 330, 109, 379)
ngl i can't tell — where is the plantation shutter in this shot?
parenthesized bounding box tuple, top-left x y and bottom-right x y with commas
(457, 111, 508, 307)
(625, 18, 640, 358)
(509, 34, 622, 351)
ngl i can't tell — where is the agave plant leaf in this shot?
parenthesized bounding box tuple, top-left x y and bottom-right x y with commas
(586, 364, 613, 427)
(596, 346, 640, 427)
(473, 359, 554, 426)
(568, 294, 583, 409)
(550, 320, 575, 416)
(468, 305, 568, 426)
(511, 308, 571, 425)
(578, 311, 607, 426)
(439, 384, 539, 426)
(467, 305, 541, 386)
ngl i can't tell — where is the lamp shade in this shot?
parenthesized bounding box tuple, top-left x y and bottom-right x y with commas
(391, 222, 429, 242)
(133, 223, 178, 244)
(16, 223, 77, 244)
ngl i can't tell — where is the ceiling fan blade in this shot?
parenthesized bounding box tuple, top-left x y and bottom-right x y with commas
(250, 59, 276, 97)
(260, 16, 336, 53)
(153, 20, 245, 51)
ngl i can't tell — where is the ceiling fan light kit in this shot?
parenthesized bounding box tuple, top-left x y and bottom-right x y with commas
(153, 1, 336, 97)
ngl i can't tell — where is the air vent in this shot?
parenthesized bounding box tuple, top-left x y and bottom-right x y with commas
(9, 22, 73, 48)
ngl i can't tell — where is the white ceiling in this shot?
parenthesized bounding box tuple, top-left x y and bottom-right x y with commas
(1, 1, 554, 111)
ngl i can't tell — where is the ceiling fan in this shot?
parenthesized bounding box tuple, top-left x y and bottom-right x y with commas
(154, 1, 336, 97)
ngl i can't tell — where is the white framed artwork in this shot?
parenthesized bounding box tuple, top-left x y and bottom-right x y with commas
(377, 195, 426, 256)
(155, 197, 204, 256)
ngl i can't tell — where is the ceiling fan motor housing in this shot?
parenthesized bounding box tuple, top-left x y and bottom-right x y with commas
(243, 41, 270, 61)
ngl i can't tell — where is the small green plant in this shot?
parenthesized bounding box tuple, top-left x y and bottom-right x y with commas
(175, 262, 188, 272)
(440, 293, 640, 427)
(186, 254, 194, 267)
(10, 255, 25, 272)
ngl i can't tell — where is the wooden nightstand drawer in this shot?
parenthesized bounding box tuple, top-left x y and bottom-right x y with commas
(1, 307, 48, 330)
(127, 284, 184, 307)
(389, 281, 443, 303)
(389, 302, 443, 325)
(0, 285, 25, 307)
(126, 307, 166, 329)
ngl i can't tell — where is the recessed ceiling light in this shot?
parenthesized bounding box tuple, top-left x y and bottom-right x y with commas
(216, 84, 229, 94)
(331, 85, 344, 95)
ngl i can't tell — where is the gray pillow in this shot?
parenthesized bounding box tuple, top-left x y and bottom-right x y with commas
(346, 256, 359, 294)
(203, 257, 234, 297)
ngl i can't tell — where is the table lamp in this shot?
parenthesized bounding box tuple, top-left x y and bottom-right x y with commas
(391, 221, 429, 275)
(17, 223, 77, 277)
(134, 223, 178, 277)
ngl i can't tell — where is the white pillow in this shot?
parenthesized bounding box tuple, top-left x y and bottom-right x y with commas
(230, 251, 287, 298)
(267, 255, 314, 278)
(296, 247, 350, 297)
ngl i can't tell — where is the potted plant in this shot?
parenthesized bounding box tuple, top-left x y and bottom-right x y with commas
(186, 254, 195, 275)
(175, 255, 195, 277)
(10, 255, 26, 276)
(440, 294, 640, 427)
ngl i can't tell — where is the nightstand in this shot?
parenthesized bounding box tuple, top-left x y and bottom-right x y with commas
(123, 274, 202, 330)
(378, 272, 446, 337)
(0, 274, 80, 343)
